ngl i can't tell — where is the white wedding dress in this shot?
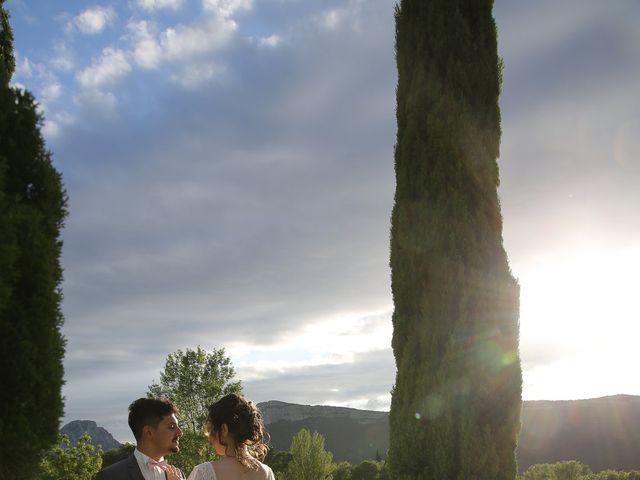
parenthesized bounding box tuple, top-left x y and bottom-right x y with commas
(187, 462, 275, 480)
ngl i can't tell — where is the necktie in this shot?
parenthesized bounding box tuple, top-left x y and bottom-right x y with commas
(146, 458, 168, 471)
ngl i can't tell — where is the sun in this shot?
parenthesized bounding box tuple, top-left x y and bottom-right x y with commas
(518, 247, 640, 400)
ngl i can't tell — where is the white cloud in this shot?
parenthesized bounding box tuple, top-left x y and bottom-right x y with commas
(136, 0, 185, 11)
(258, 34, 281, 48)
(321, 9, 346, 30)
(72, 6, 116, 34)
(42, 111, 75, 139)
(171, 62, 226, 88)
(128, 21, 162, 69)
(77, 48, 131, 88)
(202, 0, 252, 18)
(41, 81, 62, 102)
(75, 89, 117, 114)
(51, 41, 74, 72)
(160, 16, 237, 59)
(15, 56, 34, 78)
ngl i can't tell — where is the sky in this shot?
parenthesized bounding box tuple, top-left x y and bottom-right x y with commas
(5, 0, 640, 443)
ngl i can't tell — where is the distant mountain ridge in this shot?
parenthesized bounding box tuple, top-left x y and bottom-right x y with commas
(518, 395, 640, 472)
(61, 420, 122, 451)
(260, 400, 387, 424)
(258, 395, 640, 472)
(64, 395, 640, 472)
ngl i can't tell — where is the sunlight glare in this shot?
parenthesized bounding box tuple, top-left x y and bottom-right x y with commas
(519, 247, 640, 399)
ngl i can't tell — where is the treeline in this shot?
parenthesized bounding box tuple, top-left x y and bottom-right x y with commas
(518, 460, 640, 480)
(36, 431, 640, 480)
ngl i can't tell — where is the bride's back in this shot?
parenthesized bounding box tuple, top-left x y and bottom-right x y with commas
(212, 458, 273, 480)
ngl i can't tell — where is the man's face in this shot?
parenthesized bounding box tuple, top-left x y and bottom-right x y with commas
(150, 413, 183, 455)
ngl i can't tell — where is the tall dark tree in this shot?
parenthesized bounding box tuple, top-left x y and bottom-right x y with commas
(0, 2, 68, 478)
(388, 1, 521, 479)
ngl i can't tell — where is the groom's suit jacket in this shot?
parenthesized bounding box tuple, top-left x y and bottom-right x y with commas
(94, 454, 148, 480)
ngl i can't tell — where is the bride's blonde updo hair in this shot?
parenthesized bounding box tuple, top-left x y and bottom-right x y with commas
(204, 393, 269, 470)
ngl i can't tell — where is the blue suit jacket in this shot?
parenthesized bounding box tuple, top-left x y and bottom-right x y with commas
(95, 454, 148, 480)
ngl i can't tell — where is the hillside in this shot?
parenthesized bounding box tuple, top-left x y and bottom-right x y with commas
(258, 395, 640, 471)
(518, 395, 640, 472)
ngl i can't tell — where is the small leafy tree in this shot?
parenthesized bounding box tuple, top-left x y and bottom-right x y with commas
(147, 346, 241, 473)
(147, 346, 242, 433)
(264, 448, 294, 475)
(101, 443, 135, 468)
(332, 461, 353, 480)
(353, 460, 382, 480)
(518, 463, 559, 480)
(554, 460, 591, 480)
(518, 461, 592, 480)
(584, 471, 640, 480)
(285, 429, 333, 480)
(38, 434, 102, 480)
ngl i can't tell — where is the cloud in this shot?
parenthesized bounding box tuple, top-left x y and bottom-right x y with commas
(76, 48, 131, 88)
(136, 0, 185, 11)
(241, 349, 395, 410)
(128, 20, 162, 69)
(41, 81, 62, 102)
(72, 6, 116, 34)
(50, 41, 74, 71)
(202, 0, 253, 18)
(74, 89, 117, 114)
(171, 62, 227, 88)
(257, 34, 281, 48)
(320, 9, 346, 30)
(126, 15, 238, 73)
(15, 55, 34, 78)
(160, 16, 237, 60)
(42, 111, 75, 139)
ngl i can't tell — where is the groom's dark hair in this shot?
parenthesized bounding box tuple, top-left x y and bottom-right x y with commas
(128, 397, 178, 441)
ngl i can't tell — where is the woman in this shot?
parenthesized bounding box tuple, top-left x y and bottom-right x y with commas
(186, 393, 275, 480)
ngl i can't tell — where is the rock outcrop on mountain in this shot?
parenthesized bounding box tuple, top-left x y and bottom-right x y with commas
(61, 420, 122, 451)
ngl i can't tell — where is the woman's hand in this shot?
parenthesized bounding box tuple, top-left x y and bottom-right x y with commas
(165, 464, 185, 480)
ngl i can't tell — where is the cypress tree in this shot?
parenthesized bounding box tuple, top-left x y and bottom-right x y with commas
(0, 2, 68, 478)
(388, 1, 521, 479)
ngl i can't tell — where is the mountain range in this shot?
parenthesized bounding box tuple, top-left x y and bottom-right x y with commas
(257, 395, 640, 472)
(63, 395, 640, 472)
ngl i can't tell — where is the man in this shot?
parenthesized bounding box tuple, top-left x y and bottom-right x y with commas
(96, 398, 185, 480)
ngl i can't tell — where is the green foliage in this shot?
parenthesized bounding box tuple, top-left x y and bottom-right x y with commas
(332, 461, 353, 480)
(517, 462, 640, 480)
(147, 346, 242, 433)
(0, 0, 15, 78)
(101, 443, 135, 468)
(388, 1, 521, 478)
(519, 463, 558, 480)
(353, 460, 383, 480)
(285, 429, 333, 480)
(583, 471, 640, 480)
(146, 346, 240, 474)
(555, 461, 593, 480)
(0, 14, 67, 478)
(37, 434, 102, 480)
(265, 448, 294, 474)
